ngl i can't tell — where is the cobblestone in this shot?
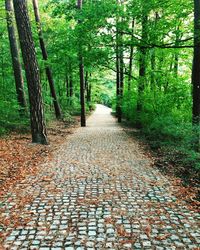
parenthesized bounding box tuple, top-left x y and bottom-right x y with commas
(1, 105, 200, 249)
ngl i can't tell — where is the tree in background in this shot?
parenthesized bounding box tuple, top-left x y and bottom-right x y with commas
(77, 0, 86, 127)
(32, 0, 62, 119)
(5, 0, 26, 113)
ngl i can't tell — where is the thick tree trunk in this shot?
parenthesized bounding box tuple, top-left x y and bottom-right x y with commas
(32, 0, 61, 119)
(5, 0, 26, 112)
(13, 0, 48, 145)
(77, 0, 86, 127)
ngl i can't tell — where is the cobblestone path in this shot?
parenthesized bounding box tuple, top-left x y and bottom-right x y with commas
(2, 105, 200, 249)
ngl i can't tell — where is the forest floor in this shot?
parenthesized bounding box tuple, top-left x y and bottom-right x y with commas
(123, 127, 200, 205)
(0, 105, 199, 249)
(0, 118, 79, 198)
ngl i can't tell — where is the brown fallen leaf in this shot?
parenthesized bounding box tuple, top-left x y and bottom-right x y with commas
(144, 224, 151, 237)
(155, 233, 171, 241)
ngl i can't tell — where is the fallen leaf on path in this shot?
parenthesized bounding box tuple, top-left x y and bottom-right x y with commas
(155, 233, 171, 241)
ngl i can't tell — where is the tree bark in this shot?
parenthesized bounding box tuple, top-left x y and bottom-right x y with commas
(66, 74, 69, 97)
(136, 14, 148, 128)
(128, 19, 134, 91)
(191, 0, 200, 150)
(5, 0, 26, 112)
(116, 24, 121, 120)
(77, 0, 86, 127)
(174, 26, 181, 77)
(118, 30, 124, 123)
(69, 62, 73, 98)
(32, 0, 62, 119)
(13, 0, 48, 145)
(192, 0, 200, 126)
(85, 71, 90, 103)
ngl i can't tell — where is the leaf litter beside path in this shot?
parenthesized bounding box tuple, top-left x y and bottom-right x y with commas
(122, 125, 200, 211)
(0, 118, 79, 244)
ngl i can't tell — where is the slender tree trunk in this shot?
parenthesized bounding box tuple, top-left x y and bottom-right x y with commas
(85, 72, 92, 103)
(88, 83, 91, 103)
(69, 62, 73, 98)
(128, 19, 134, 91)
(79, 55, 86, 126)
(150, 13, 159, 89)
(136, 14, 148, 128)
(116, 26, 120, 119)
(85, 71, 88, 96)
(150, 47, 156, 90)
(13, 0, 48, 145)
(174, 26, 181, 77)
(66, 74, 69, 97)
(77, 0, 86, 127)
(32, 0, 62, 119)
(191, 0, 200, 150)
(118, 30, 124, 123)
(174, 53, 179, 76)
(1, 52, 5, 94)
(192, 0, 200, 126)
(85, 71, 90, 103)
(5, 0, 26, 112)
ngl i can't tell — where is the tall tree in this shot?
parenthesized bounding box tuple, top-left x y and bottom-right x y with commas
(77, 0, 86, 127)
(128, 19, 135, 91)
(5, 0, 26, 112)
(68, 62, 73, 98)
(116, 0, 125, 123)
(192, 0, 200, 126)
(136, 12, 148, 128)
(13, 0, 48, 144)
(116, 19, 121, 120)
(117, 30, 124, 123)
(32, 0, 62, 119)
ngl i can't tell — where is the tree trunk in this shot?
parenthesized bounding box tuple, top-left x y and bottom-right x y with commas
(77, 0, 86, 127)
(174, 26, 181, 77)
(32, 0, 62, 119)
(128, 19, 134, 91)
(192, 0, 200, 126)
(118, 30, 124, 123)
(5, 0, 26, 112)
(69, 62, 73, 98)
(191, 0, 200, 150)
(136, 14, 148, 128)
(88, 83, 91, 103)
(66, 74, 69, 97)
(79, 55, 86, 126)
(115, 14, 121, 119)
(85, 71, 90, 103)
(13, 0, 48, 145)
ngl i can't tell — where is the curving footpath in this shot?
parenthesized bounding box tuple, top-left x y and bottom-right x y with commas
(2, 104, 200, 249)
